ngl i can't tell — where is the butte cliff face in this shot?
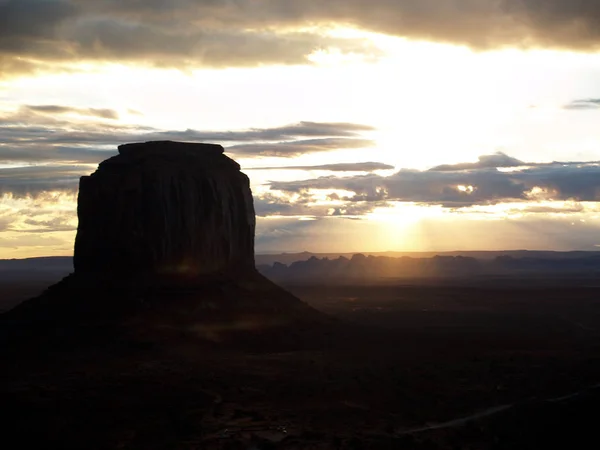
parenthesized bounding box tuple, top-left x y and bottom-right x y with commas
(74, 141, 256, 277)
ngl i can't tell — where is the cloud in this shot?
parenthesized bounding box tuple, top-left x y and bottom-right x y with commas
(153, 122, 375, 143)
(248, 162, 394, 172)
(0, 234, 67, 248)
(269, 156, 600, 207)
(255, 217, 323, 252)
(69, 1, 600, 52)
(506, 203, 586, 215)
(227, 138, 374, 157)
(0, 190, 77, 238)
(0, 106, 375, 199)
(65, 20, 375, 65)
(0, 165, 88, 198)
(0, 107, 374, 165)
(24, 105, 119, 119)
(254, 192, 387, 217)
(254, 215, 378, 253)
(22, 216, 77, 233)
(0, 0, 378, 77)
(3, 0, 600, 77)
(0, 0, 76, 40)
(563, 99, 600, 110)
(430, 152, 524, 171)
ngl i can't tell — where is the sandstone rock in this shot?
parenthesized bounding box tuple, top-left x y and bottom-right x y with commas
(73, 141, 256, 277)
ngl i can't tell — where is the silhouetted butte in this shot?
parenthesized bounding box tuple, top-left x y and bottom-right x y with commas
(75, 141, 255, 277)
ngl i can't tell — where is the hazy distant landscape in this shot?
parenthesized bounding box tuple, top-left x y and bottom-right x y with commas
(5, 250, 600, 313)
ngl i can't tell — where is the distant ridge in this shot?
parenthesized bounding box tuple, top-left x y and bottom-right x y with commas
(254, 250, 600, 265)
(3, 249, 600, 270)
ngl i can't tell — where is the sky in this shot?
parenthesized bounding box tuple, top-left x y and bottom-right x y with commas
(1, 0, 600, 258)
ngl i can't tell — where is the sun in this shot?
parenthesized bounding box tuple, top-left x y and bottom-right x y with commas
(363, 202, 446, 251)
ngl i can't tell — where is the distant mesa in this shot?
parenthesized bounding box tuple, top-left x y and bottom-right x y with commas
(1, 141, 326, 348)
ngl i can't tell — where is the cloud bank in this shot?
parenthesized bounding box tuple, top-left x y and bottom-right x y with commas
(248, 162, 394, 172)
(268, 153, 600, 208)
(564, 99, 600, 110)
(3, 0, 600, 77)
(0, 105, 375, 198)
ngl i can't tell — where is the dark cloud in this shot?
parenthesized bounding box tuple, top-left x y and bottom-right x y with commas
(157, 122, 375, 142)
(253, 192, 387, 217)
(255, 217, 324, 252)
(0, 107, 374, 199)
(72, 0, 600, 51)
(0, 0, 377, 77)
(0, 0, 76, 40)
(25, 105, 119, 119)
(247, 162, 394, 172)
(563, 99, 600, 110)
(66, 20, 375, 66)
(269, 158, 600, 207)
(0, 108, 374, 165)
(21, 216, 77, 233)
(0, 165, 87, 198)
(430, 152, 524, 171)
(0, 146, 118, 164)
(254, 215, 384, 253)
(3, 0, 600, 77)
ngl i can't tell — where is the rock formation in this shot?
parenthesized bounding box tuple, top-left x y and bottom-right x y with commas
(1, 141, 327, 347)
(74, 141, 256, 277)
